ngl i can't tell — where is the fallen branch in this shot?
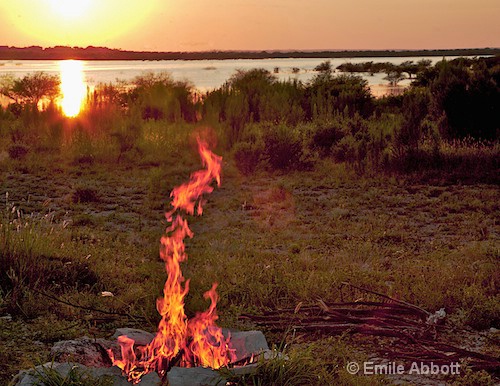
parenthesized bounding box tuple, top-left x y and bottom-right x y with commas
(34, 289, 148, 322)
(340, 282, 431, 316)
(240, 298, 500, 373)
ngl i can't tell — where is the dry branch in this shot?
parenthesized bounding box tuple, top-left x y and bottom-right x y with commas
(240, 295, 500, 373)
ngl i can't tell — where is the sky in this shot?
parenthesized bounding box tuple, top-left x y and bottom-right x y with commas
(1, 0, 499, 52)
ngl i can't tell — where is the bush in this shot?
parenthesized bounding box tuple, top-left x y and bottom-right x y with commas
(262, 124, 303, 170)
(426, 58, 500, 140)
(332, 135, 357, 163)
(311, 121, 347, 156)
(8, 144, 29, 160)
(466, 296, 499, 330)
(393, 89, 430, 154)
(72, 186, 100, 203)
(233, 141, 263, 175)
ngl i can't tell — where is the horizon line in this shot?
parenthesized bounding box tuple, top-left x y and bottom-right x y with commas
(2, 45, 499, 53)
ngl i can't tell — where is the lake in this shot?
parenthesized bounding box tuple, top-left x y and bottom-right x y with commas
(0, 56, 469, 97)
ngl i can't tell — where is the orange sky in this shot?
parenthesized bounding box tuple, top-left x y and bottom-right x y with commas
(1, 0, 499, 51)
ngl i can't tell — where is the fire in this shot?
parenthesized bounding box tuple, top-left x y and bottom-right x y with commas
(109, 139, 234, 383)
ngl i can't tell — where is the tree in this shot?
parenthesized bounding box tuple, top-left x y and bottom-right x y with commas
(383, 64, 406, 86)
(314, 60, 333, 74)
(0, 72, 60, 106)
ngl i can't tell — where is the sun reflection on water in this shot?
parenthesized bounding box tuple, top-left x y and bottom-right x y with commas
(59, 60, 86, 117)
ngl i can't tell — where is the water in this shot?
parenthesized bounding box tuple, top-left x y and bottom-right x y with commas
(0, 56, 469, 96)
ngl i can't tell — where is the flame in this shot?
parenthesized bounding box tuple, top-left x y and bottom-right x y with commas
(59, 60, 86, 117)
(109, 139, 235, 383)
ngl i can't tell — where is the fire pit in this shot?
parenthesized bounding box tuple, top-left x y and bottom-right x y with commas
(14, 327, 273, 385)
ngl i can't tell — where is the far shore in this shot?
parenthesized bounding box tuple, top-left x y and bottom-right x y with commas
(0, 46, 499, 61)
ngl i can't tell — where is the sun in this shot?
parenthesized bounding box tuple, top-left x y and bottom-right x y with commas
(4, 0, 161, 48)
(48, 0, 92, 19)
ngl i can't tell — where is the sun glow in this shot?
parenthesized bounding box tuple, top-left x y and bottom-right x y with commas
(48, 0, 92, 19)
(3, 1, 162, 49)
(59, 60, 86, 117)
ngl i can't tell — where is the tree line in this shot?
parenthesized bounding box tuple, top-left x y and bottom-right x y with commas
(1, 45, 499, 60)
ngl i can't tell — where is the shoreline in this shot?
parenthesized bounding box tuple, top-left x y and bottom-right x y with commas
(0, 46, 499, 61)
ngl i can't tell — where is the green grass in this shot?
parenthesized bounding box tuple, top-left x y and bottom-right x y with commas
(27, 362, 113, 386)
(0, 121, 498, 385)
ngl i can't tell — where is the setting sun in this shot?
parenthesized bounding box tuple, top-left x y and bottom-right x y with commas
(48, 0, 92, 19)
(59, 60, 87, 117)
(2, 1, 161, 49)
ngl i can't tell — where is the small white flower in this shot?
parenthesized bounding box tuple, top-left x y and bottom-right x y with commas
(100, 291, 114, 297)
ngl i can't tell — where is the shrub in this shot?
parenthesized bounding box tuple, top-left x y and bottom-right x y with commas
(8, 144, 29, 160)
(393, 89, 430, 156)
(332, 135, 357, 163)
(426, 58, 499, 140)
(305, 74, 374, 120)
(262, 124, 303, 170)
(466, 296, 499, 330)
(233, 141, 263, 175)
(72, 186, 100, 203)
(311, 121, 347, 156)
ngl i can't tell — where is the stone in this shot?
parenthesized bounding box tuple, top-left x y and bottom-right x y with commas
(230, 349, 287, 376)
(223, 329, 269, 362)
(50, 337, 114, 367)
(15, 329, 272, 385)
(15, 363, 102, 386)
(112, 328, 155, 346)
(167, 366, 226, 386)
(14, 362, 161, 386)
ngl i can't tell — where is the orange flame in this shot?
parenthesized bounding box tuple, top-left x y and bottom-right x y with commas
(109, 138, 234, 383)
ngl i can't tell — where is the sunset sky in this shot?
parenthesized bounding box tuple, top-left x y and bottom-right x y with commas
(1, 0, 499, 52)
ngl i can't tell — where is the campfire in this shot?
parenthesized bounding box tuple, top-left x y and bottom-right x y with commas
(108, 138, 235, 383)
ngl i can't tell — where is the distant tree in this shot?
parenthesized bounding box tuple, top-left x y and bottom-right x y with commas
(132, 71, 174, 90)
(314, 60, 333, 74)
(416, 59, 433, 69)
(336, 61, 374, 74)
(0, 72, 60, 106)
(383, 64, 406, 86)
(400, 60, 419, 79)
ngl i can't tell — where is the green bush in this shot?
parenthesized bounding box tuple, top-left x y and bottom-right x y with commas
(311, 121, 347, 156)
(262, 124, 303, 170)
(466, 296, 499, 330)
(233, 141, 263, 175)
(332, 135, 357, 163)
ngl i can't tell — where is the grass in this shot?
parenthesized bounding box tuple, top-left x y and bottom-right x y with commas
(25, 362, 113, 386)
(0, 122, 498, 385)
